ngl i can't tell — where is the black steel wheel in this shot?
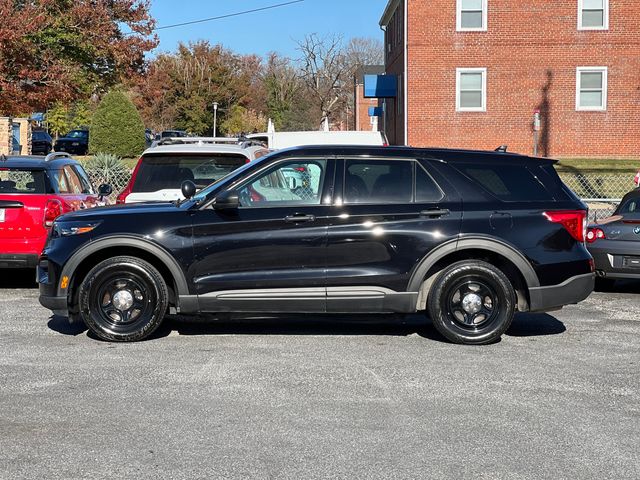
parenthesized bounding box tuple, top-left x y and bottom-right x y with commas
(428, 260, 515, 345)
(79, 256, 168, 342)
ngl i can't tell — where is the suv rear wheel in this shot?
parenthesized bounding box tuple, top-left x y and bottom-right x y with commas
(78, 256, 168, 342)
(427, 260, 515, 345)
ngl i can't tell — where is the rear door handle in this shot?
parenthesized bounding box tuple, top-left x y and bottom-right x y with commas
(285, 214, 316, 223)
(420, 208, 450, 218)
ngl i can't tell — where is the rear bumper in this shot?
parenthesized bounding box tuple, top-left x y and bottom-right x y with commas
(528, 273, 595, 312)
(588, 241, 640, 279)
(0, 254, 38, 268)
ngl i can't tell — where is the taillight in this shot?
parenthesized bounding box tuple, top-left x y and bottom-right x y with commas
(586, 227, 606, 243)
(43, 199, 62, 228)
(116, 157, 142, 204)
(543, 210, 587, 242)
(634, 169, 640, 188)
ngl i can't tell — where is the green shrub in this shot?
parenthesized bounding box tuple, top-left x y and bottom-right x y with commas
(89, 90, 146, 157)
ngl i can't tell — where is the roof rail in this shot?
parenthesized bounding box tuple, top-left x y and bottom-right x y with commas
(45, 152, 72, 162)
(156, 137, 240, 146)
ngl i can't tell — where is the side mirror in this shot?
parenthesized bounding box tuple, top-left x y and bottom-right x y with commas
(181, 180, 197, 199)
(98, 184, 112, 197)
(214, 189, 240, 210)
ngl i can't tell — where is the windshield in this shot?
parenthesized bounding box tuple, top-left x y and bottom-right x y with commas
(65, 130, 87, 139)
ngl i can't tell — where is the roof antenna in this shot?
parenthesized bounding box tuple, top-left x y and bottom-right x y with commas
(495, 145, 508, 153)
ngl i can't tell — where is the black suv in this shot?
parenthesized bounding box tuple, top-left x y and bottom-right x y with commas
(38, 146, 594, 344)
(54, 129, 89, 155)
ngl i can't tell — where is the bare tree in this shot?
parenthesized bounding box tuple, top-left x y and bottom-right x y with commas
(296, 33, 350, 129)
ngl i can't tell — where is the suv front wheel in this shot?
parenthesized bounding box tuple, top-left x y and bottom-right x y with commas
(427, 260, 516, 345)
(78, 256, 169, 342)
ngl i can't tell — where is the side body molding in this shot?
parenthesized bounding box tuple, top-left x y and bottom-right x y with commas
(407, 235, 540, 292)
(58, 235, 191, 300)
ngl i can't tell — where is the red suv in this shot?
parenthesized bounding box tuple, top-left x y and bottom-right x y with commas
(0, 152, 106, 268)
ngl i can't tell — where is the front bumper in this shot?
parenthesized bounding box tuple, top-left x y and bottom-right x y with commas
(39, 294, 68, 316)
(528, 273, 595, 312)
(588, 240, 640, 279)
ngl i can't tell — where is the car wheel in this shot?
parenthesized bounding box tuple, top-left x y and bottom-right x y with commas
(78, 256, 168, 342)
(427, 260, 516, 345)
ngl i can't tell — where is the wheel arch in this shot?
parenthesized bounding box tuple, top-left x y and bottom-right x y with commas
(59, 236, 191, 311)
(410, 236, 539, 312)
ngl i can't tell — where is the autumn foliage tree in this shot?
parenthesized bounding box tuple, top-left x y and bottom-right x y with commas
(0, 0, 157, 115)
(131, 41, 265, 135)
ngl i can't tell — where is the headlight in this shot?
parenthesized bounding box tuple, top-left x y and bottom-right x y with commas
(54, 221, 101, 237)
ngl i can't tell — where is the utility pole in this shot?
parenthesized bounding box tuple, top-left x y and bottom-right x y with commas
(213, 102, 219, 137)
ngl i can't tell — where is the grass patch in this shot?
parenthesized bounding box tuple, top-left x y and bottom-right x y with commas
(555, 158, 638, 174)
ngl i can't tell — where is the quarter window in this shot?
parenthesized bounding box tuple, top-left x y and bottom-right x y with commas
(456, 68, 487, 112)
(576, 67, 607, 111)
(578, 0, 608, 30)
(457, 0, 487, 31)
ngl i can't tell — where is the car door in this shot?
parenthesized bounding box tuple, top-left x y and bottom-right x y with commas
(325, 157, 462, 312)
(190, 156, 335, 313)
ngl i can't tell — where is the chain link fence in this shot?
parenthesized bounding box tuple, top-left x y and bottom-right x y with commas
(84, 168, 132, 203)
(558, 172, 634, 222)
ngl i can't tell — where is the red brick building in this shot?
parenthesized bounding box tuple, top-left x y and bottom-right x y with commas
(379, 0, 640, 157)
(354, 66, 384, 132)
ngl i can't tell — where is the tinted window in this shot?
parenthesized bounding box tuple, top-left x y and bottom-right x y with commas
(132, 154, 247, 193)
(32, 131, 51, 141)
(618, 197, 640, 215)
(0, 169, 46, 194)
(345, 160, 413, 204)
(237, 160, 327, 207)
(455, 164, 553, 201)
(416, 165, 444, 202)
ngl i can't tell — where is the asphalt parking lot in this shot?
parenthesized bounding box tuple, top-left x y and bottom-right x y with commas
(0, 271, 639, 479)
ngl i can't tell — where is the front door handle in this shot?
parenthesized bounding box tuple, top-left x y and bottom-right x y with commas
(420, 208, 450, 218)
(285, 214, 316, 223)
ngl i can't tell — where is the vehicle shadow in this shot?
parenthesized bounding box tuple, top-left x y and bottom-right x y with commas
(0, 269, 37, 289)
(47, 312, 566, 344)
(595, 279, 640, 294)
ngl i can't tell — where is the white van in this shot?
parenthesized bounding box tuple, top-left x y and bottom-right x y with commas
(247, 130, 387, 149)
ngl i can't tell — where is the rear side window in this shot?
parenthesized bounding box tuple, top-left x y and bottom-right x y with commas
(132, 154, 247, 193)
(343, 159, 443, 204)
(0, 169, 46, 193)
(454, 163, 553, 201)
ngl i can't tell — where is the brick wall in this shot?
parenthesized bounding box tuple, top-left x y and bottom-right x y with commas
(383, 0, 640, 157)
(354, 83, 382, 131)
(0, 118, 11, 155)
(383, 0, 405, 145)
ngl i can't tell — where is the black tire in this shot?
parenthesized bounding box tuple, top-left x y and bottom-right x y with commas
(78, 256, 168, 342)
(427, 260, 516, 345)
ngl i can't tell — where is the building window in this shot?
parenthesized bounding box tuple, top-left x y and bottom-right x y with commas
(457, 0, 488, 31)
(576, 67, 608, 111)
(456, 68, 487, 112)
(578, 0, 609, 30)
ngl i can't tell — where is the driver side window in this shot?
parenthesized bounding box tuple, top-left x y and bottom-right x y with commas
(238, 159, 327, 207)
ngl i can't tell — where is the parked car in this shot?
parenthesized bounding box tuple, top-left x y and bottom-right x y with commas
(587, 188, 640, 287)
(31, 130, 53, 155)
(116, 138, 270, 204)
(0, 152, 108, 269)
(159, 130, 187, 139)
(54, 129, 89, 155)
(39, 146, 594, 344)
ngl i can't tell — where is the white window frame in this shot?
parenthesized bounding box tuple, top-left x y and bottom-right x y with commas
(456, 68, 487, 112)
(456, 0, 488, 32)
(578, 0, 609, 30)
(576, 67, 608, 111)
